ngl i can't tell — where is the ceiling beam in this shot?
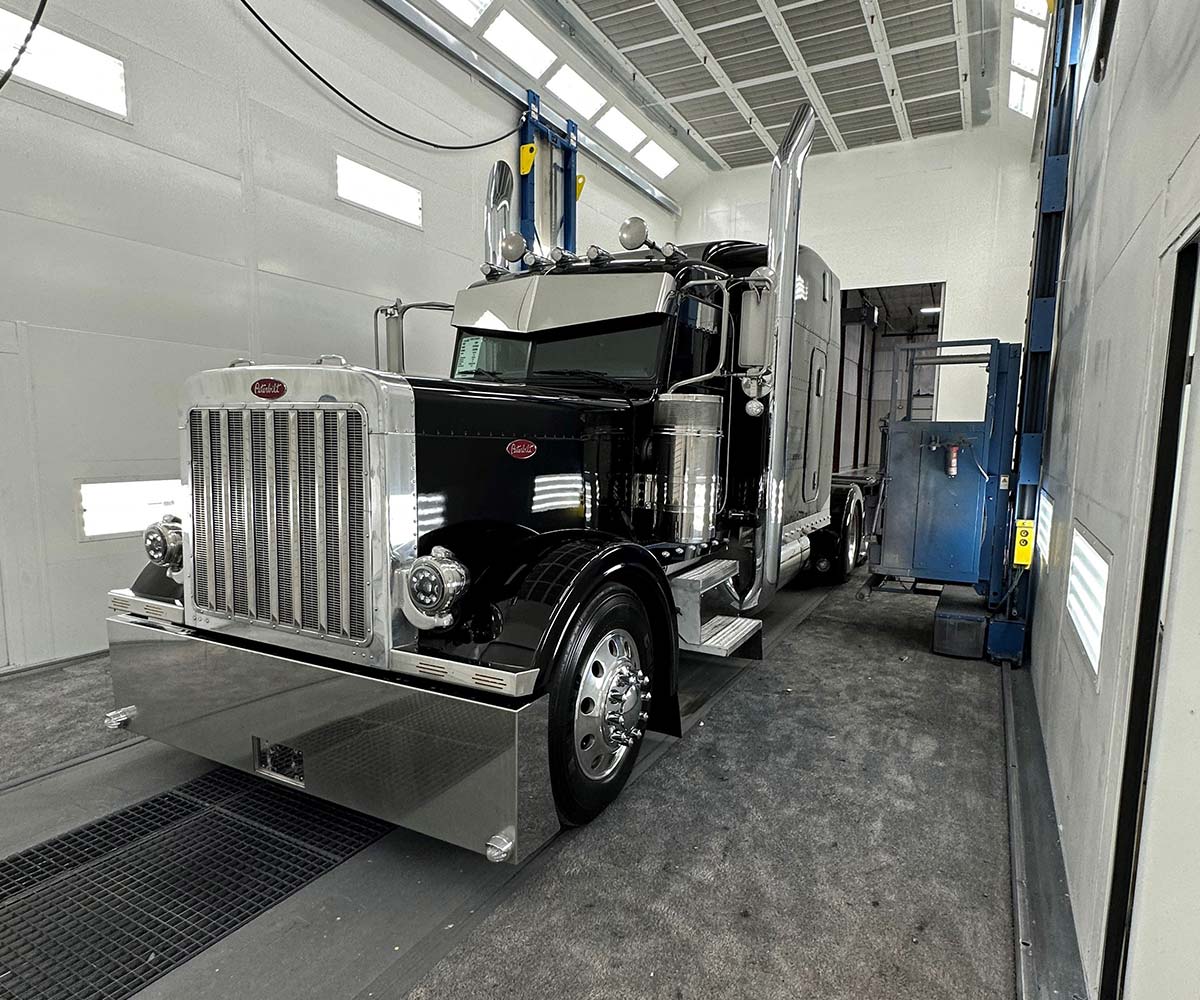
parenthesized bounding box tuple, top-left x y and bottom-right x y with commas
(754, 0, 847, 152)
(858, 0, 913, 140)
(646, 0, 779, 156)
(950, 0, 974, 127)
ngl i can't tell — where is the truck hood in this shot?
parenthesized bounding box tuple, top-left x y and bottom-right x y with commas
(405, 375, 640, 550)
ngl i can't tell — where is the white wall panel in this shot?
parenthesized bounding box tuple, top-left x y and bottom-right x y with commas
(1028, 0, 1200, 992)
(0, 210, 251, 347)
(0, 0, 674, 667)
(0, 105, 246, 264)
(675, 125, 1039, 421)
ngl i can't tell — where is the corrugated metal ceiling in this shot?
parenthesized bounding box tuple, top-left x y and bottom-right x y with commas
(566, 0, 972, 168)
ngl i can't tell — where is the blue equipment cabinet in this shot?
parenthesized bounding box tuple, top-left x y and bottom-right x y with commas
(868, 339, 1022, 653)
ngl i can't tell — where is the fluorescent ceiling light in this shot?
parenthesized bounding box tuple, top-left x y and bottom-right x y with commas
(920, 306, 942, 314)
(1036, 490, 1053, 564)
(482, 11, 556, 80)
(1014, 0, 1047, 20)
(336, 155, 422, 226)
(0, 8, 127, 117)
(430, 0, 493, 27)
(1011, 16, 1046, 75)
(635, 140, 679, 179)
(1067, 526, 1109, 674)
(595, 106, 645, 152)
(79, 479, 183, 538)
(1008, 69, 1038, 118)
(546, 64, 605, 120)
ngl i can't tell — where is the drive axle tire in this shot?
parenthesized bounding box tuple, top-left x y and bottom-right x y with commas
(831, 504, 862, 584)
(547, 582, 653, 827)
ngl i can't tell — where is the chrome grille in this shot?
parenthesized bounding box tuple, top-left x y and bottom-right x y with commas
(189, 406, 370, 643)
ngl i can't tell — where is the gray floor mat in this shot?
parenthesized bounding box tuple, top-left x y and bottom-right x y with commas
(401, 584, 1013, 1000)
(0, 657, 130, 785)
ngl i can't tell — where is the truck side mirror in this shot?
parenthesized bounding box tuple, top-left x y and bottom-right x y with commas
(738, 286, 770, 368)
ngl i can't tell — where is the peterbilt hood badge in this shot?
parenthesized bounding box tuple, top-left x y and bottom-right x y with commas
(251, 378, 287, 400)
(506, 439, 537, 460)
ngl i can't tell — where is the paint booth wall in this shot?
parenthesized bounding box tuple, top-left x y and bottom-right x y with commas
(1029, 0, 1200, 995)
(675, 123, 1039, 423)
(0, 0, 676, 669)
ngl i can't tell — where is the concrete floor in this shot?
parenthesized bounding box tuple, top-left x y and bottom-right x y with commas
(0, 579, 1014, 999)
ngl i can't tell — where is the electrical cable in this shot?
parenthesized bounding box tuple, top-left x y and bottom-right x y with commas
(236, 0, 524, 151)
(0, 0, 50, 93)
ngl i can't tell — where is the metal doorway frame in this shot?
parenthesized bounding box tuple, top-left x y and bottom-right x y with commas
(1098, 238, 1199, 1000)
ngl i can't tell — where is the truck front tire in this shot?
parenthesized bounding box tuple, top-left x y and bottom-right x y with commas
(547, 582, 653, 827)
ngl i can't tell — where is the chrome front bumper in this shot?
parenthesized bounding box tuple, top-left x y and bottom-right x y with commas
(106, 615, 559, 864)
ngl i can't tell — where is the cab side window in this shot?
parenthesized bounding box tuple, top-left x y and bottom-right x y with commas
(668, 297, 722, 384)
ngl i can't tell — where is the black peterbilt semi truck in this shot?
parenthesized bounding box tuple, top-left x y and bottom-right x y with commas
(104, 105, 863, 864)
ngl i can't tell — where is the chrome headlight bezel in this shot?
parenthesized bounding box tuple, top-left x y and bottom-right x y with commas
(403, 546, 469, 629)
(143, 515, 183, 571)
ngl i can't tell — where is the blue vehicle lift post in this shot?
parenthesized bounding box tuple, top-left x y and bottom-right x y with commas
(992, 0, 1085, 662)
(518, 90, 579, 258)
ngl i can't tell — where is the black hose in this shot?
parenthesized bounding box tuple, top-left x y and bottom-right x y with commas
(236, 0, 524, 151)
(0, 0, 50, 93)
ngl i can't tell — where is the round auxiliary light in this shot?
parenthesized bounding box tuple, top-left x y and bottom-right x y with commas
(407, 546, 469, 619)
(143, 515, 183, 570)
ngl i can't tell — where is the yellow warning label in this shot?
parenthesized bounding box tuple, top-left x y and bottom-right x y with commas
(1013, 519, 1035, 567)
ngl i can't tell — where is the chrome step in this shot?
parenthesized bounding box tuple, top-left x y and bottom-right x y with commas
(671, 558, 740, 646)
(670, 557, 739, 593)
(679, 615, 762, 657)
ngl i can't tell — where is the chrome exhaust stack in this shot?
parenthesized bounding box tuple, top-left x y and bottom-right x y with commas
(741, 102, 817, 613)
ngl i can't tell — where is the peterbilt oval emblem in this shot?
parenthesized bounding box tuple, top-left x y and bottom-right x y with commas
(251, 378, 286, 400)
(506, 439, 537, 460)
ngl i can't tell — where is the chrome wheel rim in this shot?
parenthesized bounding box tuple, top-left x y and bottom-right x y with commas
(573, 628, 650, 780)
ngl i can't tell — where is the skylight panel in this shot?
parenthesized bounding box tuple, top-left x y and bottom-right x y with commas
(430, 0, 493, 27)
(1011, 16, 1046, 75)
(546, 64, 605, 120)
(482, 11, 556, 79)
(336, 155, 422, 227)
(0, 9, 127, 117)
(635, 140, 679, 179)
(1008, 70, 1037, 118)
(595, 106, 645, 152)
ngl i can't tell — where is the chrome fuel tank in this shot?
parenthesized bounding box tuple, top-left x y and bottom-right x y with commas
(651, 393, 723, 544)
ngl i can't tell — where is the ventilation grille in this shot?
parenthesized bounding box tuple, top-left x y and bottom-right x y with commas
(190, 406, 370, 643)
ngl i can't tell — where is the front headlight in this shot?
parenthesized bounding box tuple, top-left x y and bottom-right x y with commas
(407, 546, 469, 622)
(143, 515, 183, 570)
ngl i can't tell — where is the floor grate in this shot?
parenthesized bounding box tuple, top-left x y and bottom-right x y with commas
(0, 766, 392, 1000)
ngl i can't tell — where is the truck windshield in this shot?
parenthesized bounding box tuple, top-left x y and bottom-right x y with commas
(452, 317, 665, 385)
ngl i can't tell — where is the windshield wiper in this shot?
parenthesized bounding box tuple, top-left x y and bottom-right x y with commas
(458, 368, 516, 382)
(531, 368, 634, 396)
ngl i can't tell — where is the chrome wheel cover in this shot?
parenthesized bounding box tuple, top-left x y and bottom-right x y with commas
(573, 628, 650, 780)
